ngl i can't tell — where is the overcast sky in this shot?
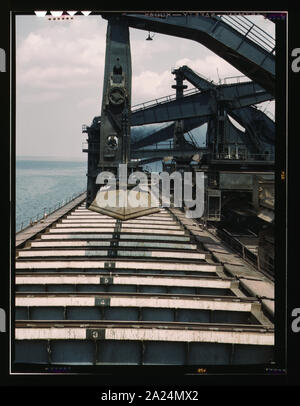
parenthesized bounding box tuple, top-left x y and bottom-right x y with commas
(16, 13, 275, 159)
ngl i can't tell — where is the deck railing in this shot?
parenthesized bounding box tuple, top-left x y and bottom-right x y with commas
(16, 189, 86, 233)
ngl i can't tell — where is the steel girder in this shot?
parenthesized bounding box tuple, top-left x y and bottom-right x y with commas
(109, 13, 275, 95)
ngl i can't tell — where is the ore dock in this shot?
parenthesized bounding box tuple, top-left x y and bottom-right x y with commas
(14, 12, 277, 367)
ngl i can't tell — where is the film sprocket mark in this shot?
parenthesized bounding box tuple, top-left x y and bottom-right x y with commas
(0, 48, 6, 72)
(0, 308, 6, 332)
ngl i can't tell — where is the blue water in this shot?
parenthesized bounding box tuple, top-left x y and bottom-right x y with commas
(16, 157, 87, 231)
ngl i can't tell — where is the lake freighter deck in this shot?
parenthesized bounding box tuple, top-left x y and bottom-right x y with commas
(14, 192, 274, 366)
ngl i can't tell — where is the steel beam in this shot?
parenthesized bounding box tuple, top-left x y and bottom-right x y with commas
(131, 91, 214, 125)
(175, 65, 274, 108)
(117, 13, 275, 95)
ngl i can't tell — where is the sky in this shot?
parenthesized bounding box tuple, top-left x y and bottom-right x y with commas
(15, 13, 275, 159)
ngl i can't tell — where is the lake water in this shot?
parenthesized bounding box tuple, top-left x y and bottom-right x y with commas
(16, 157, 87, 231)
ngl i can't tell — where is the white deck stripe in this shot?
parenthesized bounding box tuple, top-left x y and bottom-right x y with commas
(110, 297, 252, 311)
(116, 251, 205, 259)
(70, 214, 114, 219)
(71, 214, 172, 220)
(73, 208, 169, 213)
(16, 328, 86, 340)
(118, 242, 196, 249)
(113, 261, 213, 271)
(63, 218, 176, 225)
(48, 228, 185, 235)
(17, 249, 205, 259)
(16, 275, 101, 284)
(30, 241, 196, 250)
(15, 275, 232, 288)
(15, 260, 217, 271)
(114, 276, 231, 288)
(16, 295, 252, 311)
(49, 227, 115, 233)
(15, 328, 274, 345)
(122, 224, 179, 229)
(67, 216, 174, 221)
(62, 219, 117, 223)
(17, 250, 109, 258)
(74, 208, 168, 212)
(55, 223, 180, 230)
(40, 233, 114, 240)
(40, 233, 190, 241)
(16, 296, 95, 306)
(105, 328, 274, 345)
(30, 241, 111, 248)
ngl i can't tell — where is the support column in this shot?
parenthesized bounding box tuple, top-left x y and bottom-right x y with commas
(172, 69, 187, 150)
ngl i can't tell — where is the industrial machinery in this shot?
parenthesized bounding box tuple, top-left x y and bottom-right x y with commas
(84, 12, 275, 221)
(87, 15, 159, 220)
(82, 13, 275, 273)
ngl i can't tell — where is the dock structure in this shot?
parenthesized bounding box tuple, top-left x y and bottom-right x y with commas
(13, 12, 277, 368)
(14, 195, 274, 366)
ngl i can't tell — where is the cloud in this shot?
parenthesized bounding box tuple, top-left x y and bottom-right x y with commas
(130, 31, 179, 74)
(131, 52, 246, 105)
(132, 69, 173, 105)
(18, 65, 93, 89)
(16, 17, 249, 107)
(16, 15, 275, 158)
(17, 90, 62, 103)
(77, 97, 98, 108)
(174, 55, 247, 84)
(172, 55, 275, 118)
(16, 17, 106, 95)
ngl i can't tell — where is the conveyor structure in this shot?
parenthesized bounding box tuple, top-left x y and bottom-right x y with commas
(85, 69, 274, 157)
(170, 65, 275, 157)
(84, 13, 275, 208)
(119, 13, 275, 95)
